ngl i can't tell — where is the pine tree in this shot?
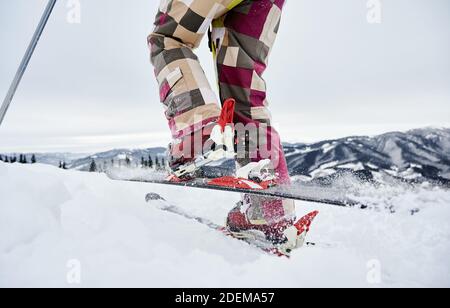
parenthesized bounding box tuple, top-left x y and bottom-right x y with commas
(89, 160, 97, 172)
(111, 159, 114, 167)
(155, 156, 160, 170)
(62, 162, 67, 170)
(11, 156, 17, 163)
(23, 155, 28, 164)
(0, 154, 3, 162)
(59, 161, 63, 168)
(148, 156, 153, 169)
(31, 154, 37, 164)
(141, 156, 145, 168)
(161, 158, 166, 170)
(4, 156, 9, 163)
(125, 157, 131, 166)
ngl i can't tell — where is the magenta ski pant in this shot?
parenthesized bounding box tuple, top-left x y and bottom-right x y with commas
(148, 0, 294, 223)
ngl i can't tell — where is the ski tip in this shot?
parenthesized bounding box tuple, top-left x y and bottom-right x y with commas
(298, 210, 319, 223)
(294, 210, 319, 235)
(307, 210, 319, 220)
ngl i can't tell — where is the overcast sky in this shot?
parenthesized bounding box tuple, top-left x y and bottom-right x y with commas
(0, 0, 449, 153)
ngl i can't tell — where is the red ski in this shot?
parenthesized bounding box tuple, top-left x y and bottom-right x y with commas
(146, 193, 319, 258)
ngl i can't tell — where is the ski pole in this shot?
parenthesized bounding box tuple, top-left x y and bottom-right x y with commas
(0, 0, 57, 127)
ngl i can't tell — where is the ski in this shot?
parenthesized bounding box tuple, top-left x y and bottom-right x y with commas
(107, 168, 365, 208)
(145, 193, 320, 258)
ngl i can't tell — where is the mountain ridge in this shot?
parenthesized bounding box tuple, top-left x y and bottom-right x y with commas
(2, 127, 449, 185)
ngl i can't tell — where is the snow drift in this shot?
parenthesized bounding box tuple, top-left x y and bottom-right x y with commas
(0, 162, 449, 287)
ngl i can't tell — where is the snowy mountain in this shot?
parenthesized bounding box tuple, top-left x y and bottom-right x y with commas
(1, 127, 449, 185)
(67, 148, 167, 171)
(284, 127, 450, 185)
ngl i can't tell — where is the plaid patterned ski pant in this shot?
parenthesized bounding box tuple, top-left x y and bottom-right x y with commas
(148, 0, 294, 223)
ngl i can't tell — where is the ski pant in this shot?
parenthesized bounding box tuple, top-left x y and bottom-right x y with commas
(148, 0, 295, 223)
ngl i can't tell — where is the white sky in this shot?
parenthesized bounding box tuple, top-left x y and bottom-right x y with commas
(0, 0, 449, 153)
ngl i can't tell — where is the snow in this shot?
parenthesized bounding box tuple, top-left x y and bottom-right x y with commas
(366, 163, 379, 170)
(285, 147, 313, 157)
(319, 161, 339, 170)
(1, 162, 450, 287)
(399, 167, 422, 180)
(384, 139, 404, 167)
(117, 154, 127, 160)
(309, 168, 336, 179)
(291, 175, 313, 182)
(337, 162, 365, 171)
(308, 161, 340, 178)
(385, 169, 399, 177)
(321, 143, 335, 154)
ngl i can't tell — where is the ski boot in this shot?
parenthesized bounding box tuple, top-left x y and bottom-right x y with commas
(226, 196, 318, 255)
(167, 98, 236, 180)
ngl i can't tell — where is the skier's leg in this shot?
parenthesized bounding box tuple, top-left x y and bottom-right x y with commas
(212, 0, 295, 226)
(148, 0, 243, 140)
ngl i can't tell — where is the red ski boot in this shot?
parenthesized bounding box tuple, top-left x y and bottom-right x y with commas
(226, 197, 319, 254)
(167, 99, 236, 180)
